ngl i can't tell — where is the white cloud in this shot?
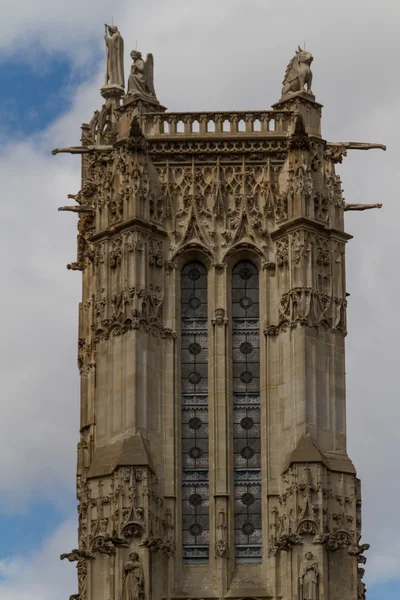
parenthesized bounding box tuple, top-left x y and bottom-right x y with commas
(0, 0, 108, 64)
(0, 519, 77, 600)
(0, 0, 399, 590)
(0, 140, 81, 510)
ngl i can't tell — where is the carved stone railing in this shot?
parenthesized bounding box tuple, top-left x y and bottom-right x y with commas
(143, 111, 294, 137)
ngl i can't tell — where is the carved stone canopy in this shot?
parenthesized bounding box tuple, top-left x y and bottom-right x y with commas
(87, 435, 155, 479)
(282, 433, 356, 474)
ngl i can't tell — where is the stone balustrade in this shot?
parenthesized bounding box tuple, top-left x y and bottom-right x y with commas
(143, 110, 294, 136)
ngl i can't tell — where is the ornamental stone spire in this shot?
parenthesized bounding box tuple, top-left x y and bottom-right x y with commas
(54, 37, 385, 600)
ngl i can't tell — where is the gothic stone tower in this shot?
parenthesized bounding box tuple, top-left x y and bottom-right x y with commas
(55, 35, 385, 600)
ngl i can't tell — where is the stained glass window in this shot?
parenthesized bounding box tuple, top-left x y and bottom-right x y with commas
(181, 262, 209, 563)
(232, 261, 262, 563)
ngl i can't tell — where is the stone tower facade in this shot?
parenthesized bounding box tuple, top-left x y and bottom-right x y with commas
(55, 35, 385, 600)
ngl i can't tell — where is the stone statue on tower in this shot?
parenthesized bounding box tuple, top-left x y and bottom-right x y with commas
(104, 24, 124, 89)
(127, 50, 158, 103)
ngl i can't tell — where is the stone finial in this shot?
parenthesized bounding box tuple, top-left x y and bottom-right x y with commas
(281, 46, 313, 99)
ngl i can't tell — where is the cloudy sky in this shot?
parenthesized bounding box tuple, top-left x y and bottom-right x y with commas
(0, 0, 398, 598)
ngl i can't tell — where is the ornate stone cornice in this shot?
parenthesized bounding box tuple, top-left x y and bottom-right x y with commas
(264, 286, 347, 335)
(148, 138, 290, 160)
(88, 217, 167, 243)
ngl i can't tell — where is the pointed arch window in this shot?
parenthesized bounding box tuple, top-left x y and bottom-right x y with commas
(181, 262, 209, 563)
(232, 260, 262, 563)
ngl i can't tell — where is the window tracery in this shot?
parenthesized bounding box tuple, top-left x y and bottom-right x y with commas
(232, 260, 262, 563)
(181, 262, 209, 563)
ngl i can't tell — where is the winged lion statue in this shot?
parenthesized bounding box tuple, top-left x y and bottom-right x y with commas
(281, 46, 313, 98)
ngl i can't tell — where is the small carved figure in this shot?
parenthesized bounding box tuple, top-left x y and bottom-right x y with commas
(325, 142, 386, 163)
(349, 540, 370, 564)
(127, 50, 158, 102)
(282, 46, 313, 98)
(122, 552, 144, 600)
(67, 180, 97, 205)
(103, 535, 130, 548)
(92, 536, 116, 555)
(60, 549, 95, 562)
(104, 24, 125, 88)
(140, 536, 164, 551)
(215, 508, 228, 557)
(299, 551, 319, 600)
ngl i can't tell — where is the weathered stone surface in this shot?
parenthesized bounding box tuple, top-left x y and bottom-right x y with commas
(54, 33, 385, 600)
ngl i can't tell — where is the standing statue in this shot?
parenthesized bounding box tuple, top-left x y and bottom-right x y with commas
(281, 46, 313, 98)
(299, 552, 319, 600)
(127, 51, 158, 103)
(104, 24, 125, 88)
(122, 552, 144, 600)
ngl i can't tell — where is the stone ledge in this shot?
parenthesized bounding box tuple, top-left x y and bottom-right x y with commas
(282, 432, 356, 474)
(87, 433, 155, 478)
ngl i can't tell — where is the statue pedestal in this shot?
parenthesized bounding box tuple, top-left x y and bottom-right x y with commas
(101, 85, 124, 107)
(272, 91, 323, 138)
(115, 96, 167, 140)
(123, 94, 167, 113)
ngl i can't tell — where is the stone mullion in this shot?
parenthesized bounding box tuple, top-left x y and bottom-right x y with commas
(210, 265, 229, 594)
(259, 266, 271, 572)
(211, 267, 229, 496)
(163, 267, 178, 496)
(207, 266, 216, 575)
(224, 267, 236, 587)
(265, 256, 284, 600)
(173, 266, 184, 583)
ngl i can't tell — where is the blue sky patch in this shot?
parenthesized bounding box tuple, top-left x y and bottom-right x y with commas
(368, 578, 400, 600)
(0, 499, 75, 560)
(0, 56, 89, 136)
